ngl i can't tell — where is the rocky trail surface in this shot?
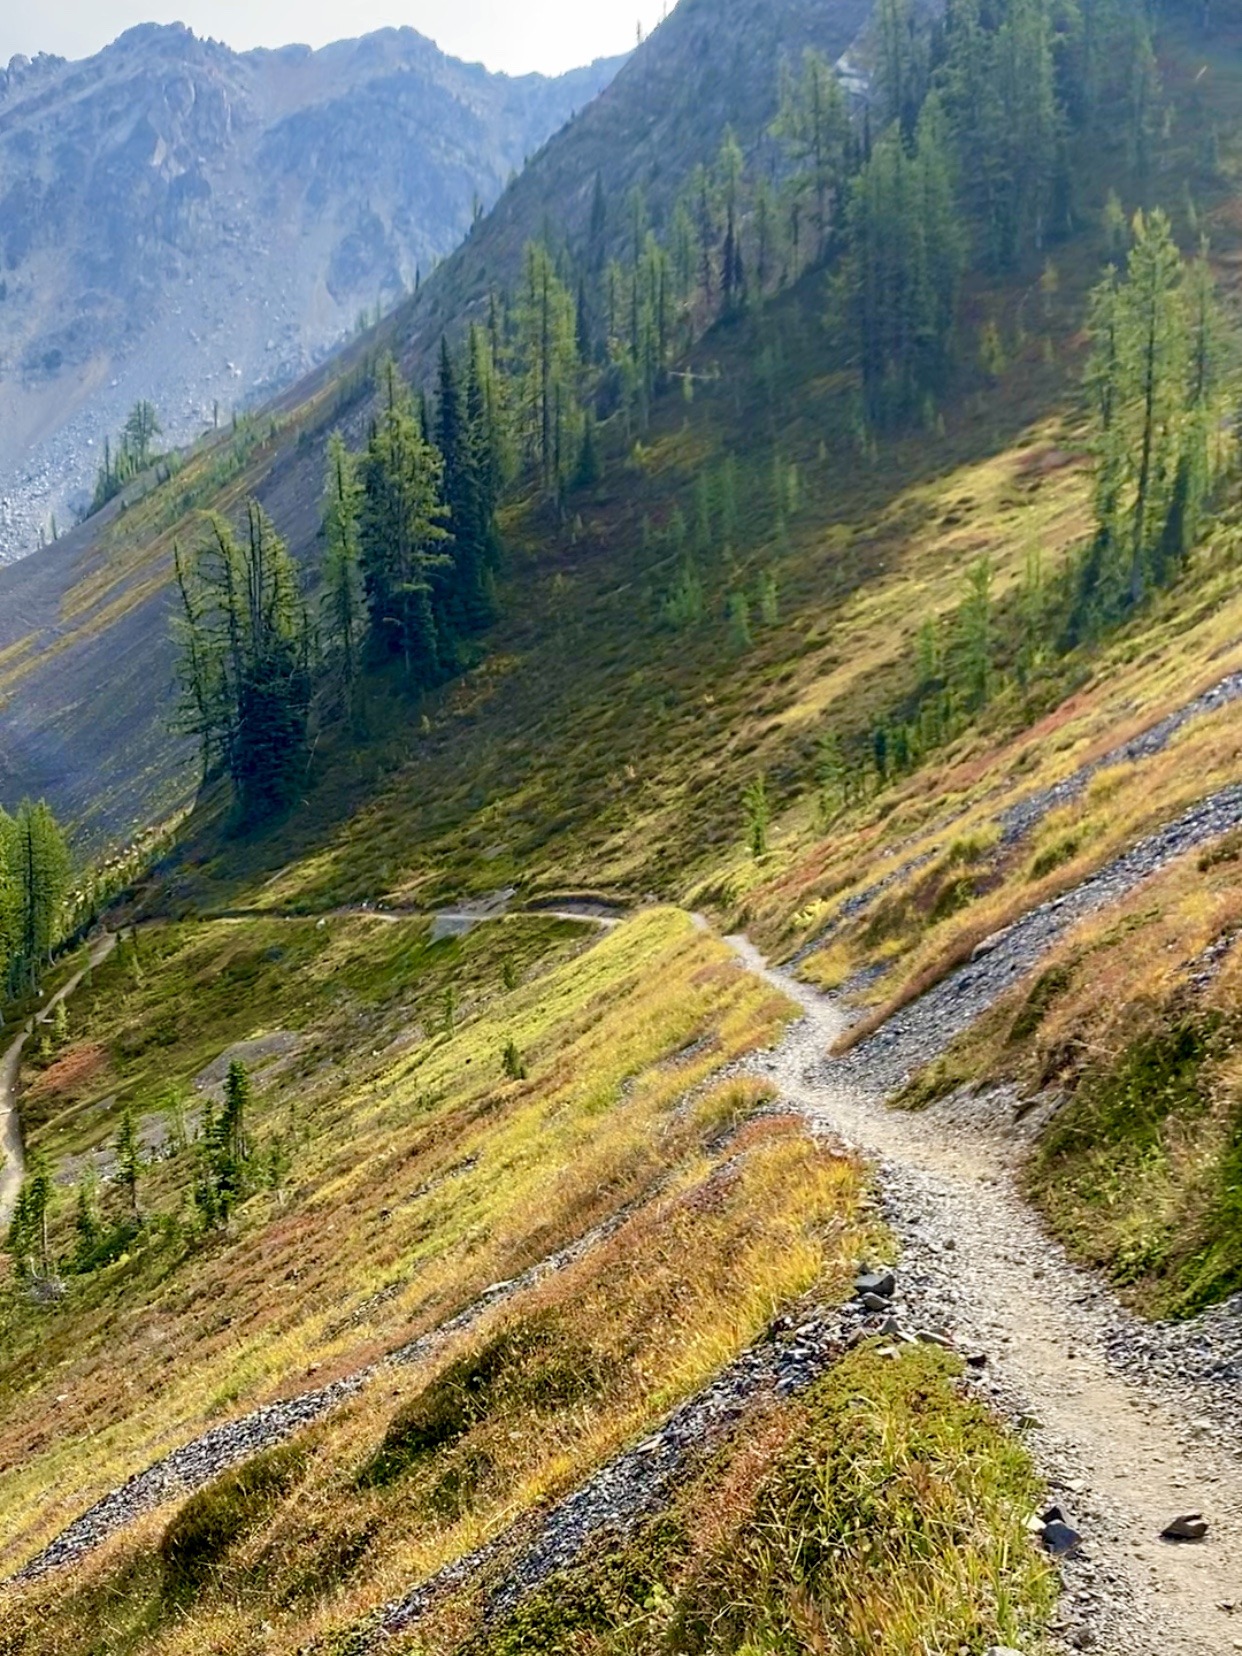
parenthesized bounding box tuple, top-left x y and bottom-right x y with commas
(795, 662, 1242, 965)
(842, 779, 1242, 1093)
(734, 936, 1242, 1656)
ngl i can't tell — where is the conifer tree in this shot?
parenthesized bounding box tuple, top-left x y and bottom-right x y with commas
(437, 336, 496, 631)
(115, 1108, 143, 1223)
(847, 100, 964, 427)
(321, 433, 365, 713)
(174, 504, 313, 821)
(515, 243, 583, 498)
(772, 50, 850, 262)
(4, 801, 70, 995)
(358, 358, 453, 679)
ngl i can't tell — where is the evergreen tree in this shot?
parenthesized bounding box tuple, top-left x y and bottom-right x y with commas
(847, 100, 964, 427)
(358, 358, 453, 679)
(115, 1108, 143, 1223)
(515, 243, 584, 498)
(4, 801, 70, 996)
(321, 433, 365, 714)
(1078, 213, 1221, 630)
(1121, 209, 1188, 599)
(875, 0, 929, 141)
(436, 337, 495, 633)
(744, 776, 771, 859)
(214, 1060, 253, 1215)
(123, 401, 162, 468)
(174, 503, 313, 822)
(7, 1152, 54, 1279)
(772, 49, 851, 262)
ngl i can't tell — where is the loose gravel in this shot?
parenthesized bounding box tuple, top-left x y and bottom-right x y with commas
(731, 932, 1242, 1656)
(795, 666, 1242, 964)
(996, 667, 1242, 846)
(9, 1191, 655, 1585)
(844, 780, 1242, 1094)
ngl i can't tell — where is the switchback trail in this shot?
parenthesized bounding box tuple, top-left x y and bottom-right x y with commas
(0, 933, 117, 1227)
(730, 935, 1242, 1656)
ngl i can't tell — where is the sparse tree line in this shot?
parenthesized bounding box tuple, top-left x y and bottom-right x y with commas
(520, 0, 1168, 437)
(165, 0, 1223, 840)
(90, 401, 167, 514)
(793, 205, 1231, 829)
(7, 1044, 290, 1288)
(174, 328, 507, 822)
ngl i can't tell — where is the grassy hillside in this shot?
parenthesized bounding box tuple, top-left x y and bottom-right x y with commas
(1, 1, 1242, 1651)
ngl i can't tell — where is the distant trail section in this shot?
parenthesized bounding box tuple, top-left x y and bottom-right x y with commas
(841, 779, 1242, 1093)
(0, 933, 117, 1226)
(793, 662, 1242, 964)
(197, 900, 626, 938)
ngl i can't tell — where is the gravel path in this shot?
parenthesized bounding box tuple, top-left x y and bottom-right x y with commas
(843, 779, 1242, 1094)
(10, 795, 1242, 1652)
(0, 933, 117, 1228)
(733, 935, 1242, 1656)
(997, 665, 1242, 846)
(795, 664, 1242, 964)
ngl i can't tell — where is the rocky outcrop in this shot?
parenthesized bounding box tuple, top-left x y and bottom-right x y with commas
(0, 25, 621, 560)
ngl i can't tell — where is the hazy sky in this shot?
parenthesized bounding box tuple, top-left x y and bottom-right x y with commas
(0, 0, 672, 77)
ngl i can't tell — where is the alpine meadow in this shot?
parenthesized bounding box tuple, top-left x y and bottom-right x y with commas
(2, 1, 1242, 1652)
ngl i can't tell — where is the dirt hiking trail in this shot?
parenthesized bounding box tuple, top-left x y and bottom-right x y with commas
(0, 933, 117, 1226)
(729, 933, 1242, 1655)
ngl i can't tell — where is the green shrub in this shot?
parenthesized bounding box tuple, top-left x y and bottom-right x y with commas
(357, 1314, 610, 1489)
(1027, 833, 1081, 881)
(1199, 828, 1242, 872)
(1006, 962, 1074, 1046)
(160, 1441, 307, 1590)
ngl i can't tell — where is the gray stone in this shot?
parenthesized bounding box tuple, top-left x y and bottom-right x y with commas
(1042, 1520, 1083, 1556)
(855, 1270, 896, 1300)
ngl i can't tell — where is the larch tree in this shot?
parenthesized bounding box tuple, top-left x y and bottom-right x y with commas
(321, 432, 366, 714)
(174, 502, 313, 822)
(358, 357, 453, 680)
(772, 49, 850, 263)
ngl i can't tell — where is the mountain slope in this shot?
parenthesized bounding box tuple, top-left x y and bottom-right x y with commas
(0, 0, 876, 844)
(2, 4, 1242, 1654)
(0, 24, 620, 561)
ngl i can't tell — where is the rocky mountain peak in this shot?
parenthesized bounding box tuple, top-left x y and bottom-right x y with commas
(0, 23, 623, 561)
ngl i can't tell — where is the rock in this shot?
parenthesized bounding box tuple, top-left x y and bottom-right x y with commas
(878, 1316, 916, 1344)
(1041, 1520, 1083, 1556)
(983, 1648, 1025, 1656)
(1162, 1513, 1208, 1542)
(965, 1351, 989, 1369)
(861, 1291, 891, 1311)
(917, 1329, 953, 1349)
(855, 1270, 896, 1300)
(971, 928, 1012, 962)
